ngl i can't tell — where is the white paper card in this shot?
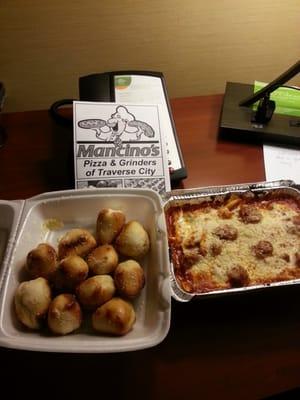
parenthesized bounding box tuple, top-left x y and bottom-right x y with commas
(114, 74, 182, 172)
(73, 101, 170, 195)
(263, 144, 300, 184)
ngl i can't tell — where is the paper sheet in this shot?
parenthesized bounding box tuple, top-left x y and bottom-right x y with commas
(114, 74, 182, 171)
(263, 145, 300, 183)
(73, 101, 171, 195)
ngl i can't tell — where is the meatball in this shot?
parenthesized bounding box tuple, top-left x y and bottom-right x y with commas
(87, 244, 118, 275)
(114, 260, 145, 299)
(252, 240, 273, 259)
(58, 228, 97, 259)
(213, 224, 238, 241)
(26, 243, 58, 280)
(210, 242, 222, 256)
(227, 265, 250, 287)
(182, 248, 201, 268)
(239, 205, 262, 224)
(287, 215, 300, 236)
(92, 298, 136, 336)
(292, 215, 300, 225)
(48, 294, 82, 335)
(14, 277, 51, 330)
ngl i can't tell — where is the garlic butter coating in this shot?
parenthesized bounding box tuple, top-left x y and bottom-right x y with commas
(26, 243, 58, 280)
(87, 244, 119, 275)
(115, 220, 150, 259)
(58, 228, 97, 259)
(76, 275, 116, 309)
(92, 297, 136, 336)
(48, 294, 82, 335)
(54, 255, 89, 291)
(14, 277, 51, 330)
(96, 208, 125, 244)
(114, 260, 145, 299)
(15, 206, 150, 337)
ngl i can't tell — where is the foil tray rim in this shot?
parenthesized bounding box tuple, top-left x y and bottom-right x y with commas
(164, 179, 300, 302)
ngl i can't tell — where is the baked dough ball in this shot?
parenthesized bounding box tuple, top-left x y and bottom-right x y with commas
(96, 208, 125, 244)
(48, 294, 82, 335)
(76, 275, 116, 309)
(92, 297, 136, 336)
(114, 260, 145, 298)
(14, 277, 51, 330)
(58, 228, 96, 259)
(115, 221, 150, 259)
(26, 243, 58, 280)
(87, 244, 118, 275)
(53, 255, 89, 291)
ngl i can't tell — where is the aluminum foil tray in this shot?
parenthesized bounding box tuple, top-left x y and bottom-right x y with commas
(163, 180, 300, 302)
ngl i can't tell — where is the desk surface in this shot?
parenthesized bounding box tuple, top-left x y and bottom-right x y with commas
(0, 95, 266, 199)
(1, 95, 299, 400)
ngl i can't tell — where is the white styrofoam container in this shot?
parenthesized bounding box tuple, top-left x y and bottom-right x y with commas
(0, 188, 171, 353)
(0, 199, 24, 291)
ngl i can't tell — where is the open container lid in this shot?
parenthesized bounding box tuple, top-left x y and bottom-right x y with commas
(0, 199, 24, 290)
(0, 188, 171, 353)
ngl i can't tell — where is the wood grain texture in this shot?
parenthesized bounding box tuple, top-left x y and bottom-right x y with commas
(0, 1, 300, 112)
(1, 96, 300, 399)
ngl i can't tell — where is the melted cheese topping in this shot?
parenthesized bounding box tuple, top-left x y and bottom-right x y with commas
(168, 196, 300, 293)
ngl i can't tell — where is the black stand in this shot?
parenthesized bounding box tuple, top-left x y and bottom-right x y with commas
(219, 60, 300, 146)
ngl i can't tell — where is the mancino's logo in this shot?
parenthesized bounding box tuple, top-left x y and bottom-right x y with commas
(78, 105, 155, 147)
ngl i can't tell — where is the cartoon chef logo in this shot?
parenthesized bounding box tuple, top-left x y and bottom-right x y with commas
(78, 105, 155, 147)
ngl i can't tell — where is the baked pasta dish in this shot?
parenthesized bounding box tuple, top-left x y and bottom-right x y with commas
(166, 190, 300, 294)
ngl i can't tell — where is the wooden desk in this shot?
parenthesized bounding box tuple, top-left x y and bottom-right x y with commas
(0, 95, 266, 199)
(0, 95, 299, 400)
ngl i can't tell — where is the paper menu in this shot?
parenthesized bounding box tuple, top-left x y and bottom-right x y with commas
(73, 101, 171, 195)
(263, 145, 300, 183)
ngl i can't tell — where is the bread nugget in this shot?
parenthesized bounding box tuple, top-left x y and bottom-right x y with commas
(114, 260, 145, 298)
(48, 294, 82, 335)
(96, 208, 125, 244)
(76, 275, 116, 309)
(92, 297, 136, 335)
(87, 244, 118, 275)
(26, 243, 58, 280)
(14, 277, 51, 330)
(58, 228, 96, 259)
(54, 255, 89, 291)
(115, 221, 150, 259)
